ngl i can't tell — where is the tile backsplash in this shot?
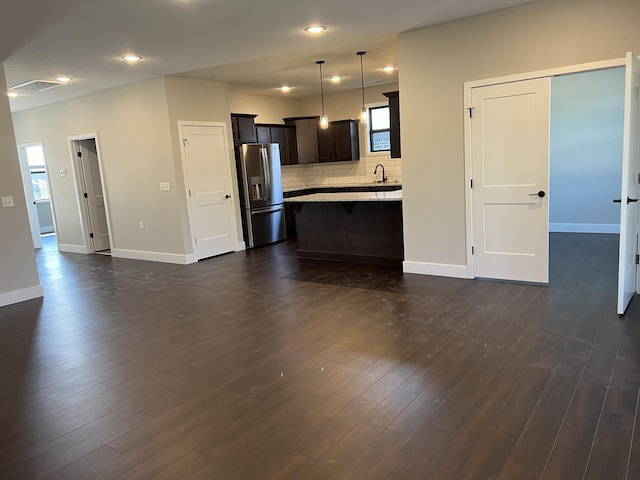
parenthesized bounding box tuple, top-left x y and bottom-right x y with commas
(281, 155, 402, 191)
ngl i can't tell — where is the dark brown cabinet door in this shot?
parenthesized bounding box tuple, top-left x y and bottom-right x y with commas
(254, 124, 293, 165)
(317, 125, 333, 162)
(256, 126, 271, 144)
(231, 114, 257, 145)
(284, 125, 298, 165)
(331, 120, 360, 162)
(318, 120, 359, 163)
(289, 118, 319, 164)
(269, 126, 288, 164)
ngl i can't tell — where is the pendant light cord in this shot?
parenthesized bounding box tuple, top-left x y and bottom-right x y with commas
(317, 60, 325, 115)
(358, 51, 366, 109)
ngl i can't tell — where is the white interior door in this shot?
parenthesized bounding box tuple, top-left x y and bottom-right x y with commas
(471, 77, 550, 283)
(77, 139, 110, 252)
(181, 124, 235, 260)
(617, 52, 640, 315)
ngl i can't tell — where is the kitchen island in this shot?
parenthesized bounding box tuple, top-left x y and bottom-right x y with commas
(285, 190, 403, 266)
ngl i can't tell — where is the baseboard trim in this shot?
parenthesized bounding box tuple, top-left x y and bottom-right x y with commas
(58, 243, 90, 254)
(0, 285, 44, 307)
(111, 249, 192, 265)
(403, 261, 471, 279)
(549, 223, 620, 234)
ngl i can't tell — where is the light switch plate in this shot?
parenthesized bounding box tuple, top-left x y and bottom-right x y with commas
(1, 196, 15, 208)
(160, 182, 171, 191)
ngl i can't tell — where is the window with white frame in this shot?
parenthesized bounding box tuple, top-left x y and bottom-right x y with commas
(367, 104, 391, 153)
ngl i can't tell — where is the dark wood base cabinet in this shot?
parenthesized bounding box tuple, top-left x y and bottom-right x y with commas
(291, 201, 403, 266)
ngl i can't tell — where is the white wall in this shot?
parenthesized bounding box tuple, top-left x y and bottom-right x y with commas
(550, 68, 625, 233)
(164, 76, 243, 249)
(228, 91, 301, 123)
(0, 63, 42, 306)
(12, 78, 187, 261)
(398, 0, 640, 275)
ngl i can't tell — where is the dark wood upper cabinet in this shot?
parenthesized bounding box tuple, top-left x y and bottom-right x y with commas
(383, 91, 401, 158)
(230, 113, 257, 145)
(254, 123, 296, 165)
(256, 125, 270, 144)
(284, 117, 319, 164)
(329, 119, 360, 162)
(284, 116, 359, 164)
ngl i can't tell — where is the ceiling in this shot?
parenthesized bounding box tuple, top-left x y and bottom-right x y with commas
(2, 0, 537, 112)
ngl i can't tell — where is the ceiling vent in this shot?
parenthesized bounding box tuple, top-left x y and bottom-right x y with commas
(10, 80, 61, 93)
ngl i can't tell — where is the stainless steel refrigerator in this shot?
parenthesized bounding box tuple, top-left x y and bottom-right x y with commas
(238, 143, 286, 248)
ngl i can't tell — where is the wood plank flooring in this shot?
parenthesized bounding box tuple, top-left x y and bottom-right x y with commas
(0, 233, 639, 479)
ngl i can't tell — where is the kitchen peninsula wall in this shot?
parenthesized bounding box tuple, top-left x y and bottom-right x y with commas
(228, 83, 401, 191)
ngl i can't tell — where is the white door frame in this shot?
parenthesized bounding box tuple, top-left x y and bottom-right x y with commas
(67, 132, 113, 254)
(464, 57, 626, 279)
(178, 121, 241, 262)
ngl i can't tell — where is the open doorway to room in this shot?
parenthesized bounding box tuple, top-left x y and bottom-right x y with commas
(17, 141, 55, 249)
(69, 135, 112, 255)
(466, 56, 639, 314)
(549, 67, 625, 239)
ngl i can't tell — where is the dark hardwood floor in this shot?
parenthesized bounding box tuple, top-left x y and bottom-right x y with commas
(0, 233, 639, 479)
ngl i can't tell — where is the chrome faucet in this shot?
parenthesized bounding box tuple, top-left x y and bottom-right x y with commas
(374, 163, 387, 183)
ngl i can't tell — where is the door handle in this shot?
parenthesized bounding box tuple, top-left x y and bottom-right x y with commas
(613, 197, 639, 204)
(225, 194, 231, 199)
(529, 190, 546, 198)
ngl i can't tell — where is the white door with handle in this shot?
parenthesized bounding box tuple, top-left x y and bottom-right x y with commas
(77, 139, 110, 252)
(617, 52, 640, 315)
(470, 77, 550, 283)
(181, 123, 236, 260)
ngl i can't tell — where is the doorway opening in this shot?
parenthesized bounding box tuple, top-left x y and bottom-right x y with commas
(17, 141, 55, 249)
(465, 55, 639, 314)
(69, 135, 112, 255)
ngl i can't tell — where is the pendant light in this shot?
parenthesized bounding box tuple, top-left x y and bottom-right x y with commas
(357, 51, 367, 124)
(316, 60, 329, 129)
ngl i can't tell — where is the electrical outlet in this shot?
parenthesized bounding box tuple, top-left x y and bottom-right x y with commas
(160, 182, 171, 191)
(1, 196, 14, 208)
(139, 221, 145, 230)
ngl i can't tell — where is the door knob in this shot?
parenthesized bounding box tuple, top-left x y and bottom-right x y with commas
(529, 190, 546, 198)
(225, 194, 231, 199)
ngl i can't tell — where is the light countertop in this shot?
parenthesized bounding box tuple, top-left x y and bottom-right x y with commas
(284, 190, 402, 202)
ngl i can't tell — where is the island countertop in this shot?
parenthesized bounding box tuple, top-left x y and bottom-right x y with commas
(284, 189, 402, 203)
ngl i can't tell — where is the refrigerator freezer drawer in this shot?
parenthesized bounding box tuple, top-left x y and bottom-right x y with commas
(248, 205, 286, 247)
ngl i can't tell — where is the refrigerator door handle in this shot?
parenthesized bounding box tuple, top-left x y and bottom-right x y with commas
(261, 146, 272, 204)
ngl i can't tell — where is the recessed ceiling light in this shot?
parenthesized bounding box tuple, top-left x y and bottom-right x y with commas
(122, 54, 142, 63)
(382, 66, 397, 72)
(56, 76, 72, 83)
(7, 92, 18, 98)
(280, 86, 292, 92)
(304, 25, 326, 34)
(329, 76, 342, 82)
